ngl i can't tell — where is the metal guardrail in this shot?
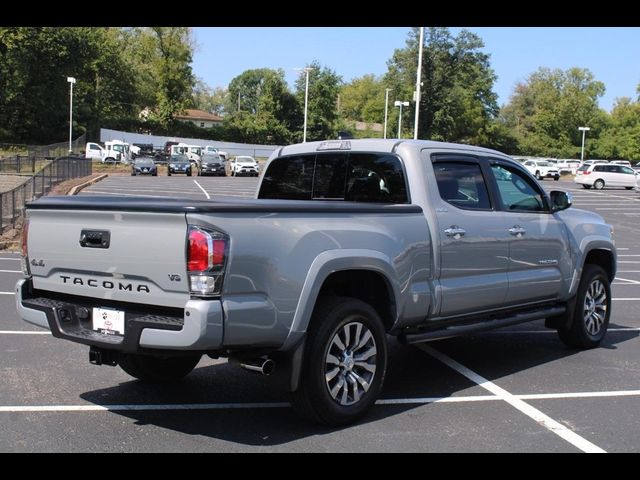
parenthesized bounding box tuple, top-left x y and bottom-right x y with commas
(0, 156, 92, 231)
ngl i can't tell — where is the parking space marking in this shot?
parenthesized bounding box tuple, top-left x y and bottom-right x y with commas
(417, 344, 606, 453)
(2, 390, 639, 414)
(0, 258, 20, 261)
(83, 191, 173, 199)
(613, 298, 640, 301)
(0, 292, 14, 295)
(0, 270, 20, 273)
(193, 180, 211, 199)
(614, 277, 640, 284)
(518, 390, 640, 400)
(0, 402, 290, 413)
(0, 331, 50, 335)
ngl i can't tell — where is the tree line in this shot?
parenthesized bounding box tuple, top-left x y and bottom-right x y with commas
(1, 27, 639, 160)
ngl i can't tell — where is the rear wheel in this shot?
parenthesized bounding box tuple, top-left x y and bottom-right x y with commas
(594, 179, 605, 190)
(119, 353, 201, 383)
(291, 296, 387, 426)
(557, 264, 611, 349)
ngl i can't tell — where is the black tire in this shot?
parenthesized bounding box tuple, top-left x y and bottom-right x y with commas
(554, 175, 560, 181)
(535, 171, 542, 180)
(119, 353, 201, 383)
(557, 264, 611, 349)
(291, 296, 387, 426)
(594, 179, 605, 190)
(582, 184, 591, 189)
(131, 172, 136, 176)
(187, 170, 192, 177)
(168, 171, 171, 176)
(152, 171, 157, 176)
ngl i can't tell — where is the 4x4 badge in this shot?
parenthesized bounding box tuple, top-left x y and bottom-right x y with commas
(30, 259, 45, 267)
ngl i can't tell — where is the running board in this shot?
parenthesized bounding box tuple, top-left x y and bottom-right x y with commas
(398, 306, 566, 345)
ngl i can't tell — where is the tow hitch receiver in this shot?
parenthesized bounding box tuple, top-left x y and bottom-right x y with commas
(89, 346, 118, 366)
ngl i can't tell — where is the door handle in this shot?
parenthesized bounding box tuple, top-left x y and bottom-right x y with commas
(509, 226, 526, 236)
(444, 226, 466, 237)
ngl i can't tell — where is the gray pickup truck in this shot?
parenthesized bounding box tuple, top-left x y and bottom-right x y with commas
(16, 139, 616, 426)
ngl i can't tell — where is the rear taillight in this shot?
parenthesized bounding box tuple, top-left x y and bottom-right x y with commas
(583, 171, 591, 175)
(187, 226, 228, 297)
(21, 219, 30, 276)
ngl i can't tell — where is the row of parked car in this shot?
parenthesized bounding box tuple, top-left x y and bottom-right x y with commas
(517, 158, 640, 190)
(131, 154, 260, 177)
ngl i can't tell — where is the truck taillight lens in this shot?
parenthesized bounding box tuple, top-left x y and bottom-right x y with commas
(187, 226, 228, 297)
(21, 219, 30, 276)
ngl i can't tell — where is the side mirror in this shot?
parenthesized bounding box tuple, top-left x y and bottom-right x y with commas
(550, 191, 572, 212)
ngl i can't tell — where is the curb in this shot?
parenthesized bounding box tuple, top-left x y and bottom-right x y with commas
(68, 174, 108, 196)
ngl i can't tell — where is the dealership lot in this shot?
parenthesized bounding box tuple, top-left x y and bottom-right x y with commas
(1, 177, 639, 452)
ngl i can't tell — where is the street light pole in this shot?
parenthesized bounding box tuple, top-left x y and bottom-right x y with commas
(579, 126, 590, 162)
(294, 67, 315, 143)
(67, 76, 76, 154)
(394, 100, 409, 139)
(383, 88, 392, 139)
(413, 26, 424, 140)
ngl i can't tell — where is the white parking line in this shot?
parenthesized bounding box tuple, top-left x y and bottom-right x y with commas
(614, 277, 640, 285)
(0, 292, 14, 295)
(2, 390, 639, 413)
(613, 298, 640, 301)
(0, 331, 50, 335)
(193, 180, 211, 199)
(0, 269, 21, 273)
(0, 258, 20, 261)
(418, 344, 606, 453)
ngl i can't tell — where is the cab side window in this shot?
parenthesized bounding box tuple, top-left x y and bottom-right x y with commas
(433, 162, 491, 210)
(492, 165, 546, 212)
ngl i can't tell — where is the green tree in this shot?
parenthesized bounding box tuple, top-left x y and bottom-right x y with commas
(294, 61, 343, 142)
(501, 67, 607, 158)
(191, 79, 227, 116)
(592, 97, 640, 160)
(0, 27, 137, 144)
(339, 74, 385, 124)
(224, 68, 301, 144)
(385, 28, 499, 144)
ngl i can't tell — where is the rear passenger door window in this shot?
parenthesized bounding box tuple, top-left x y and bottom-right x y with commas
(433, 162, 491, 210)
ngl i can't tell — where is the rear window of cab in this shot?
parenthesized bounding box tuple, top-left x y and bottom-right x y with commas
(258, 152, 409, 204)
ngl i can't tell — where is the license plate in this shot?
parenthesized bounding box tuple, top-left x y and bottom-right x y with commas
(92, 307, 125, 335)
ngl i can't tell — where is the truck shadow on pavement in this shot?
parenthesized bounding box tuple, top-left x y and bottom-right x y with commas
(79, 323, 638, 447)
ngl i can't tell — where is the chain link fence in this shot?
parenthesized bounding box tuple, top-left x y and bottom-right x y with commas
(0, 133, 87, 160)
(0, 156, 92, 231)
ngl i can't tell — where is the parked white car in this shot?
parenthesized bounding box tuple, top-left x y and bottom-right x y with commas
(574, 163, 639, 190)
(229, 156, 259, 177)
(522, 160, 560, 181)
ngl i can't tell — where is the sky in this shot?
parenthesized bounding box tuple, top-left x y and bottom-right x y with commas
(191, 27, 640, 113)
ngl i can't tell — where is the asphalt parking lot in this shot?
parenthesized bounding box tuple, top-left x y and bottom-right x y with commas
(1, 176, 639, 452)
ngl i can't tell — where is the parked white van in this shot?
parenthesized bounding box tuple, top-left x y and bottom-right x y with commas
(574, 163, 639, 190)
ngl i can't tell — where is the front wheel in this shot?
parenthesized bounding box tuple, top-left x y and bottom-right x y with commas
(119, 353, 202, 383)
(557, 264, 611, 349)
(536, 171, 542, 180)
(291, 296, 387, 426)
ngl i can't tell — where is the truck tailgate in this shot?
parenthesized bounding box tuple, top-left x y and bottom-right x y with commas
(27, 209, 189, 308)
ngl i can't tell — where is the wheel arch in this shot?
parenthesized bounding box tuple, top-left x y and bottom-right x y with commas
(282, 250, 400, 352)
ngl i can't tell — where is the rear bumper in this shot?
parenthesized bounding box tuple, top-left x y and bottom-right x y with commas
(16, 278, 223, 352)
